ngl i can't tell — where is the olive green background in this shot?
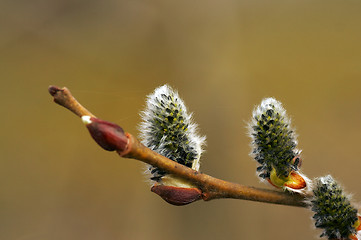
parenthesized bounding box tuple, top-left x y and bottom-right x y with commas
(1, 1, 361, 240)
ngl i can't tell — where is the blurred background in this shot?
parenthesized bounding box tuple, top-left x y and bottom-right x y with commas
(1, 0, 361, 239)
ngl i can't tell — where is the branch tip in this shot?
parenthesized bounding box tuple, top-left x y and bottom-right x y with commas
(48, 85, 62, 97)
(48, 85, 95, 118)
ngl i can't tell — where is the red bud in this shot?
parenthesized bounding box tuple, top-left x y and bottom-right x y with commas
(151, 185, 202, 206)
(82, 116, 129, 152)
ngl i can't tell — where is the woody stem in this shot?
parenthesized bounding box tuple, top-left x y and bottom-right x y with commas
(48, 85, 311, 208)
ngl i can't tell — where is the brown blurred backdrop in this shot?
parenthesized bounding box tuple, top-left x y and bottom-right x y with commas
(1, 1, 361, 239)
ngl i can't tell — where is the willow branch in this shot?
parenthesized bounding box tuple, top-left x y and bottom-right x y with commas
(48, 86, 95, 118)
(48, 85, 311, 208)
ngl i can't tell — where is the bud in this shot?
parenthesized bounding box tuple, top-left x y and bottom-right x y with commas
(249, 98, 308, 192)
(311, 175, 360, 240)
(82, 116, 129, 152)
(151, 184, 202, 206)
(268, 167, 306, 190)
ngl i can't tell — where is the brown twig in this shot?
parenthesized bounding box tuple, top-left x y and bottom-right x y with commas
(48, 85, 311, 208)
(48, 86, 95, 118)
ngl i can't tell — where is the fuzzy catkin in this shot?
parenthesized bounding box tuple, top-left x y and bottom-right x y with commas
(249, 98, 300, 180)
(139, 85, 205, 182)
(311, 175, 358, 240)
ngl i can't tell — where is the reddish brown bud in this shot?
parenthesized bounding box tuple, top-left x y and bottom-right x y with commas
(151, 184, 202, 206)
(48, 85, 61, 96)
(82, 116, 129, 152)
(283, 171, 307, 190)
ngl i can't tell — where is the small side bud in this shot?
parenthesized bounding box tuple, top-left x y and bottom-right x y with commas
(268, 168, 306, 190)
(82, 116, 129, 152)
(283, 171, 307, 190)
(151, 184, 202, 206)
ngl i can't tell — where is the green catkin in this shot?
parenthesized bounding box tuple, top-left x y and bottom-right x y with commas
(311, 175, 359, 240)
(139, 85, 205, 184)
(249, 98, 300, 180)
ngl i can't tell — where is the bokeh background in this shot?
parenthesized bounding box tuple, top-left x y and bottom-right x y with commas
(1, 1, 361, 239)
